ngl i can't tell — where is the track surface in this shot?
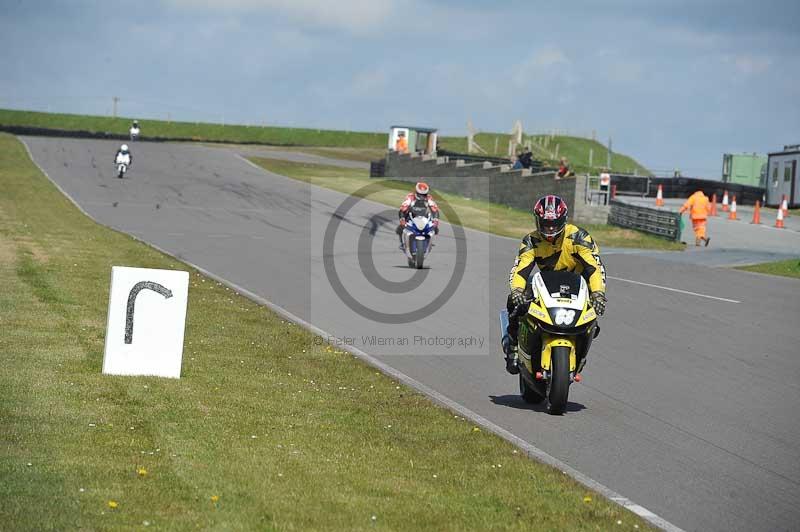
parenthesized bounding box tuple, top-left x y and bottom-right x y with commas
(23, 137, 800, 532)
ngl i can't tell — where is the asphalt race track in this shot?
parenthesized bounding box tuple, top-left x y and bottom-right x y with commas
(23, 136, 800, 532)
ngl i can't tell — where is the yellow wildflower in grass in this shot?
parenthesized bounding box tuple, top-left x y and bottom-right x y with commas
(108, 500, 118, 509)
(210, 495, 220, 503)
(583, 495, 592, 503)
(137, 467, 147, 477)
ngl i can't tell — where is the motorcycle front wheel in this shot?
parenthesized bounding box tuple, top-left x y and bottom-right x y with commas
(547, 346, 571, 415)
(414, 240, 425, 269)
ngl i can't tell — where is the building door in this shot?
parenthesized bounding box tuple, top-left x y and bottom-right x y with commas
(781, 160, 794, 206)
(768, 161, 780, 205)
(792, 159, 797, 206)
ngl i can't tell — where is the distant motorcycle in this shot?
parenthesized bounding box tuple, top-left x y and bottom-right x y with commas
(129, 126, 140, 141)
(499, 270, 599, 414)
(401, 200, 435, 269)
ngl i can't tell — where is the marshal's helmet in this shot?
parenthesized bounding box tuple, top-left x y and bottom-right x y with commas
(533, 195, 568, 240)
(415, 181, 430, 201)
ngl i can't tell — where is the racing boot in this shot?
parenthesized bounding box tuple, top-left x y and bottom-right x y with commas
(396, 224, 405, 250)
(502, 335, 520, 375)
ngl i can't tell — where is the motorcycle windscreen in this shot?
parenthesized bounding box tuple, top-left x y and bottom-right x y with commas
(537, 270, 582, 299)
(412, 216, 429, 231)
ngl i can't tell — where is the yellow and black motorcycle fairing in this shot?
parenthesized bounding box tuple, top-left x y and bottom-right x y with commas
(515, 270, 597, 414)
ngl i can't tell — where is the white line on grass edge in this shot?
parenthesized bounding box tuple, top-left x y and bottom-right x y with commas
(20, 137, 685, 532)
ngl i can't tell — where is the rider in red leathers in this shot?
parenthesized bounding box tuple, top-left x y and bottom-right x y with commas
(396, 181, 440, 248)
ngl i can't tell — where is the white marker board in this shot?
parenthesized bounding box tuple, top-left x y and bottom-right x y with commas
(102, 266, 189, 378)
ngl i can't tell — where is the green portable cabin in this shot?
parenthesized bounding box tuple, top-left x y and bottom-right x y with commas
(722, 153, 767, 187)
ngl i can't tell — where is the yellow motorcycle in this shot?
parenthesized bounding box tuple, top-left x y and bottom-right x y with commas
(500, 270, 598, 414)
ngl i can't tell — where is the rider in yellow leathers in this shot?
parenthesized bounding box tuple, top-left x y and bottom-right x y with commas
(504, 195, 607, 374)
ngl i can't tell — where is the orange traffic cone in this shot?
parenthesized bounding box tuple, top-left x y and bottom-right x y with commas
(782, 195, 789, 217)
(722, 190, 729, 212)
(710, 193, 718, 216)
(775, 207, 785, 228)
(751, 200, 761, 224)
(655, 184, 664, 207)
(728, 195, 737, 220)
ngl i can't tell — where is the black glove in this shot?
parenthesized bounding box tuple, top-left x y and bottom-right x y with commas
(510, 287, 526, 308)
(590, 291, 607, 317)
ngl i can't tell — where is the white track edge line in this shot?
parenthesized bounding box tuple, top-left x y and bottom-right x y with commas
(21, 136, 685, 532)
(608, 275, 740, 303)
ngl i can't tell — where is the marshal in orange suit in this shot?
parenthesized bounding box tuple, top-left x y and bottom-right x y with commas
(679, 190, 711, 247)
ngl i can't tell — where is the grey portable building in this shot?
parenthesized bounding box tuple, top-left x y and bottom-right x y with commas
(765, 145, 800, 208)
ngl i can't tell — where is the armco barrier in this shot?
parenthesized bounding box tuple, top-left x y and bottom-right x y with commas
(608, 199, 682, 241)
(0, 124, 323, 147)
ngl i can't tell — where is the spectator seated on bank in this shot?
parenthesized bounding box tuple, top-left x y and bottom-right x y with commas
(511, 154, 523, 170)
(518, 149, 533, 169)
(556, 157, 571, 179)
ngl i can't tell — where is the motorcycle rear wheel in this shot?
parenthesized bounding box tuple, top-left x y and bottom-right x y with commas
(547, 346, 571, 415)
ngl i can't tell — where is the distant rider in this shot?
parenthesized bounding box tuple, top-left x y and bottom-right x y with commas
(396, 181, 440, 249)
(115, 144, 132, 167)
(129, 120, 140, 140)
(503, 195, 607, 374)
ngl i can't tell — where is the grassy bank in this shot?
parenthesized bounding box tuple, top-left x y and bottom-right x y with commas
(2, 109, 651, 174)
(438, 133, 650, 175)
(0, 132, 655, 529)
(736, 258, 800, 279)
(0, 108, 387, 148)
(250, 158, 683, 251)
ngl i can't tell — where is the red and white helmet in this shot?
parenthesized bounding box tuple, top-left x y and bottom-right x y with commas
(533, 195, 568, 239)
(415, 181, 430, 200)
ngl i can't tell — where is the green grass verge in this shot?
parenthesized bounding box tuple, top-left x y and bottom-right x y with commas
(250, 158, 683, 251)
(0, 132, 655, 530)
(736, 258, 800, 279)
(0, 108, 387, 148)
(439, 133, 650, 176)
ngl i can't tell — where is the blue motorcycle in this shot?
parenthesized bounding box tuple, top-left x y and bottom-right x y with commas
(401, 201, 435, 269)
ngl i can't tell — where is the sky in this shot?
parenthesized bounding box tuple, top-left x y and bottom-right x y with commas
(2, 0, 799, 177)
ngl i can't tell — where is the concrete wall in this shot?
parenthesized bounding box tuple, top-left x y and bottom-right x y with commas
(382, 152, 575, 214)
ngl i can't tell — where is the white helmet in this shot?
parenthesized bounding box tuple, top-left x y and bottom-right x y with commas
(121, 144, 129, 152)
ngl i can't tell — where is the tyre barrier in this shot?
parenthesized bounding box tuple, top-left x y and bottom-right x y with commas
(608, 199, 682, 241)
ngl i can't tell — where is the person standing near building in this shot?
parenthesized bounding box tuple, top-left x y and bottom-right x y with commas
(679, 189, 711, 247)
(395, 131, 409, 154)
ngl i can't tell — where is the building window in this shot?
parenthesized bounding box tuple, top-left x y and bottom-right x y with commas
(772, 165, 779, 184)
(785, 165, 793, 182)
